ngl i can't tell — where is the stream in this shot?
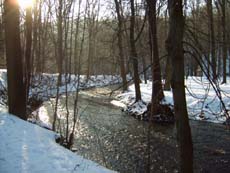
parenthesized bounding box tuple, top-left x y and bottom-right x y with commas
(43, 86, 230, 173)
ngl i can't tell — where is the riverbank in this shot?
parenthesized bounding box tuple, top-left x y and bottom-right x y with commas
(0, 69, 130, 105)
(112, 77, 230, 124)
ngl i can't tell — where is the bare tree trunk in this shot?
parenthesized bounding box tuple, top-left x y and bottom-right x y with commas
(163, 9, 171, 91)
(221, 0, 227, 83)
(4, 0, 27, 120)
(53, 0, 64, 131)
(166, 0, 193, 172)
(164, 56, 171, 90)
(0, 1, 4, 68)
(146, 0, 164, 112)
(36, 1, 42, 73)
(114, 0, 127, 91)
(130, 0, 141, 101)
(87, 22, 93, 79)
(215, 2, 221, 77)
(207, 0, 217, 81)
(86, 0, 99, 78)
(25, 7, 32, 102)
(32, 1, 38, 75)
(73, 0, 82, 75)
(142, 56, 147, 84)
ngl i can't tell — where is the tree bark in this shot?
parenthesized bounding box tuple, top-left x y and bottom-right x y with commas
(130, 0, 141, 101)
(25, 7, 32, 102)
(146, 0, 164, 111)
(53, 0, 64, 131)
(207, 0, 217, 81)
(221, 0, 227, 83)
(4, 0, 27, 120)
(166, 0, 193, 172)
(164, 56, 171, 90)
(114, 0, 127, 91)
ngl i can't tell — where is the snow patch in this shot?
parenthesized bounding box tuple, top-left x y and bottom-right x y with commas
(113, 78, 230, 124)
(0, 112, 116, 173)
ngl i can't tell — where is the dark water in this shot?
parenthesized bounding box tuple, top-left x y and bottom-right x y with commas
(46, 86, 230, 173)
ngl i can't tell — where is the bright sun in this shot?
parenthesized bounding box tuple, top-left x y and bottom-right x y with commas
(18, 0, 34, 8)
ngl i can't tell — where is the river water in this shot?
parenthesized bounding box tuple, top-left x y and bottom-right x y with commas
(43, 86, 230, 173)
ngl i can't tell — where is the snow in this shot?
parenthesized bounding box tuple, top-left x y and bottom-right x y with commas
(110, 100, 126, 108)
(29, 73, 129, 102)
(0, 111, 116, 173)
(29, 106, 52, 130)
(0, 69, 7, 105)
(0, 69, 131, 104)
(112, 77, 230, 123)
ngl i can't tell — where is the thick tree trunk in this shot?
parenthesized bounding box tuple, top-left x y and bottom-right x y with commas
(166, 0, 193, 172)
(146, 0, 164, 111)
(4, 0, 27, 120)
(130, 0, 141, 101)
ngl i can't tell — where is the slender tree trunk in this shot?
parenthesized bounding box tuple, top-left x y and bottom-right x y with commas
(215, 2, 221, 77)
(32, 1, 38, 75)
(114, 0, 127, 91)
(142, 56, 147, 84)
(166, 0, 193, 172)
(163, 9, 171, 91)
(130, 0, 141, 101)
(164, 56, 171, 90)
(4, 0, 27, 120)
(221, 0, 227, 83)
(36, 1, 42, 73)
(73, 0, 82, 75)
(68, 5, 75, 77)
(53, 0, 64, 131)
(87, 22, 93, 79)
(25, 7, 32, 102)
(192, 2, 199, 77)
(207, 0, 217, 81)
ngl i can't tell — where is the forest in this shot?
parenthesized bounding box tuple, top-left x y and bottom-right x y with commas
(0, 0, 230, 173)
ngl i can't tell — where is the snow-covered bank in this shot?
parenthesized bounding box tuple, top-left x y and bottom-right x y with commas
(112, 77, 230, 123)
(30, 74, 127, 101)
(0, 110, 116, 173)
(0, 69, 130, 104)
